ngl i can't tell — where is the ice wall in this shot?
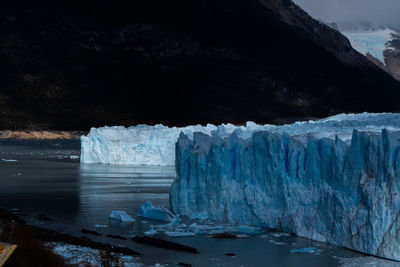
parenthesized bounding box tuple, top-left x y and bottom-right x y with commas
(81, 113, 400, 166)
(171, 126, 400, 260)
(80, 124, 240, 165)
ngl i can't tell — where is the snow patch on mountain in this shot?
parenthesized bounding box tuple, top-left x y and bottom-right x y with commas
(342, 28, 397, 64)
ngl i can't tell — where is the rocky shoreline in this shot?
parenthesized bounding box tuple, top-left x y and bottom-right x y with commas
(0, 130, 85, 140)
(0, 207, 139, 266)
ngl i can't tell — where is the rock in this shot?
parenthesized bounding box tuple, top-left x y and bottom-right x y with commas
(224, 253, 236, 257)
(106, 234, 126, 240)
(36, 214, 54, 221)
(132, 236, 199, 254)
(211, 233, 237, 239)
(81, 229, 102, 236)
(177, 263, 192, 267)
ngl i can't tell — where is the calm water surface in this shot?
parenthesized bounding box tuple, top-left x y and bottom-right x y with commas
(0, 140, 397, 266)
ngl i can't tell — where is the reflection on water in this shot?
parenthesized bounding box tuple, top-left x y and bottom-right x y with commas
(0, 140, 174, 229)
(78, 164, 175, 229)
(0, 159, 81, 218)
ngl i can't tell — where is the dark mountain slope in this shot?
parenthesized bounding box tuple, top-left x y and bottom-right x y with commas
(0, 1, 399, 130)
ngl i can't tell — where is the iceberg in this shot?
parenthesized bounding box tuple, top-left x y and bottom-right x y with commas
(109, 210, 136, 223)
(171, 113, 400, 261)
(138, 201, 176, 222)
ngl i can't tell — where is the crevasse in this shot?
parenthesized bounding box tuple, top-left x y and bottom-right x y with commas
(171, 128, 400, 261)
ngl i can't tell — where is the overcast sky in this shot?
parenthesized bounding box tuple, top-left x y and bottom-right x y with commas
(293, 0, 400, 30)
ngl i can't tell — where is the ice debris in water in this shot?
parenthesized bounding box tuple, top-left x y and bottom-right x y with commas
(94, 224, 107, 228)
(144, 229, 158, 236)
(138, 201, 176, 222)
(171, 113, 400, 261)
(269, 232, 291, 238)
(163, 231, 196, 238)
(1, 159, 17, 162)
(147, 222, 264, 238)
(290, 247, 322, 254)
(109, 211, 136, 223)
(46, 242, 142, 266)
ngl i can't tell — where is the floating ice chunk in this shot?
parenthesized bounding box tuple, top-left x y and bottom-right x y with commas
(109, 211, 136, 223)
(94, 224, 107, 228)
(138, 201, 175, 222)
(290, 247, 322, 254)
(2, 159, 17, 162)
(188, 223, 226, 235)
(144, 229, 158, 236)
(164, 231, 195, 238)
(270, 232, 291, 238)
(236, 225, 262, 235)
(268, 240, 286, 245)
(69, 155, 79, 159)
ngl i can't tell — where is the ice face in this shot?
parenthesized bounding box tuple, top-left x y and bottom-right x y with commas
(81, 113, 400, 166)
(171, 123, 400, 261)
(80, 124, 240, 165)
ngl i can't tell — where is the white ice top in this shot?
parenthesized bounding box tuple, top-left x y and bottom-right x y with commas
(81, 113, 400, 166)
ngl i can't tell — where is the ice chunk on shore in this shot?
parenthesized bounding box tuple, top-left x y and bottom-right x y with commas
(171, 119, 400, 261)
(81, 113, 400, 165)
(138, 201, 175, 222)
(109, 211, 136, 223)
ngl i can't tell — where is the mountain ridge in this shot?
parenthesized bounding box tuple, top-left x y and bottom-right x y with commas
(1, 1, 400, 130)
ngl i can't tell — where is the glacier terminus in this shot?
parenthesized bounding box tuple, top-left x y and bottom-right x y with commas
(82, 113, 400, 261)
(172, 113, 400, 261)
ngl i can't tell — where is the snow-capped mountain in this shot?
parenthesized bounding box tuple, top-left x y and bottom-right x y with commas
(1, 3, 400, 130)
(342, 28, 396, 64)
(340, 27, 400, 80)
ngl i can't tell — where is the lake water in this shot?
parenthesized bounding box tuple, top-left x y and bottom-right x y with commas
(0, 140, 398, 266)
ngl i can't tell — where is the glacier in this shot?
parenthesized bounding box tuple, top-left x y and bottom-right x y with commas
(80, 124, 242, 165)
(81, 113, 400, 166)
(342, 28, 397, 65)
(170, 113, 400, 261)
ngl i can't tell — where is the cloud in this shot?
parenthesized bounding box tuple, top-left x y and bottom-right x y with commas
(293, 0, 400, 29)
